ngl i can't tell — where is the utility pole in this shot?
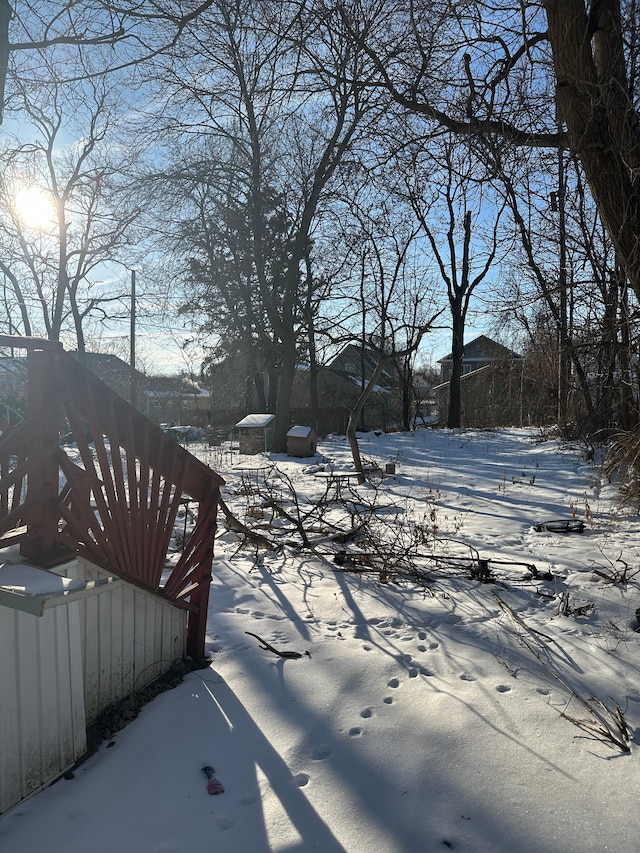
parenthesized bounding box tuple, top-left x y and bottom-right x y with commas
(0, 0, 11, 124)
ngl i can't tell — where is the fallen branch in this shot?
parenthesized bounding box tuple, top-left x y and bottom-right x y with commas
(245, 631, 304, 659)
(218, 496, 278, 551)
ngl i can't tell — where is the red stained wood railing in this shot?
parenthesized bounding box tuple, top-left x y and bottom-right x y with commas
(0, 336, 224, 658)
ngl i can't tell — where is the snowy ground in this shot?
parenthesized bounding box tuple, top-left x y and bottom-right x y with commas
(1, 427, 640, 852)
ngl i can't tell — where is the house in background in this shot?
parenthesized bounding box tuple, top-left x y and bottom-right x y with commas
(71, 352, 145, 402)
(204, 343, 407, 437)
(289, 344, 397, 435)
(67, 352, 211, 426)
(437, 335, 523, 384)
(435, 335, 538, 427)
(325, 343, 395, 388)
(144, 375, 211, 426)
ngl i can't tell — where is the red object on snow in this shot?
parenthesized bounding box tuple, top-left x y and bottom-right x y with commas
(202, 765, 224, 795)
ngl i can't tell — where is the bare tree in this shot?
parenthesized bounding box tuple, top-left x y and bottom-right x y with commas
(0, 67, 141, 349)
(492, 136, 640, 433)
(338, 1, 640, 304)
(1, 1, 221, 121)
(332, 192, 441, 475)
(152, 0, 383, 450)
(407, 141, 507, 429)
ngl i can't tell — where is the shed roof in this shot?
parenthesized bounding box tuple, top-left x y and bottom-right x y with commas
(235, 413, 276, 428)
(0, 562, 119, 616)
(287, 425, 314, 438)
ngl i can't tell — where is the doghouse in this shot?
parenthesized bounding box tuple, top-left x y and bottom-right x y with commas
(286, 425, 318, 458)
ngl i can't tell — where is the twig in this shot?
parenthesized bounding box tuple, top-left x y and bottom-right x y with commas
(493, 593, 631, 753)
(494, 593, 555, 641)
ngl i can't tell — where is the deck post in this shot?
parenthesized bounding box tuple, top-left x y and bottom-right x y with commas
(21, 345, 65, 562)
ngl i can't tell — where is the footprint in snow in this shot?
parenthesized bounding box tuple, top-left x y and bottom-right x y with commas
(311, 745, 332, 761)
(496, 684, 512, 693)
(214, 818, 235, 831)
(294, 773, 310, 787)
(388, 677, 400, 688)
(360, 707, 373, 718)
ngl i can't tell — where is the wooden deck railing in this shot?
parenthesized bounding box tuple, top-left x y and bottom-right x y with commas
(0, 336, 224, 658)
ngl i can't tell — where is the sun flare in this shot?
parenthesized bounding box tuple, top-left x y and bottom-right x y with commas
(13, 186, 57, 231)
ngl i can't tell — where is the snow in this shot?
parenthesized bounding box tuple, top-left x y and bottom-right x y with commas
(287, 425, 314, 438)
(235, 413, 276, 428)
(0, 563, 85, 596)
(2, 427, 640, 852)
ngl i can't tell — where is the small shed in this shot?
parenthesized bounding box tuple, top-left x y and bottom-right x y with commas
(0, 557, 188, 815)
(235, 413, 275, 455)
(287, 425, 318, 458)
(0, 561, 112, 814)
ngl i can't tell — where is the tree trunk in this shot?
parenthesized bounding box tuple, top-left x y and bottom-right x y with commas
(346, 357, 390, 481)
(447, 310, 464, 429)
(346, 410, 366, 481)
(597, 276, 619, 429)
(272, 342, 296, 453)
(543, 0, 640, 298)
(556, 136, 571, 424)
(618, 278, 637, 430)
(401, 362, 412, 432)
(309, 355, 319, 433)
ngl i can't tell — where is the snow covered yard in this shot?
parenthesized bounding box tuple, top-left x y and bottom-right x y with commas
(1, 428, 640, 852)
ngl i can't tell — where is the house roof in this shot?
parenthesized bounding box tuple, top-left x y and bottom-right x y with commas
(144, 376, 210, 400)
(438, 335, 523, 364)
(235, 413, 275, 429)
(324, 343, 394, 390)
(433, 364, 491, 391)
(71, 351, 147, 381)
